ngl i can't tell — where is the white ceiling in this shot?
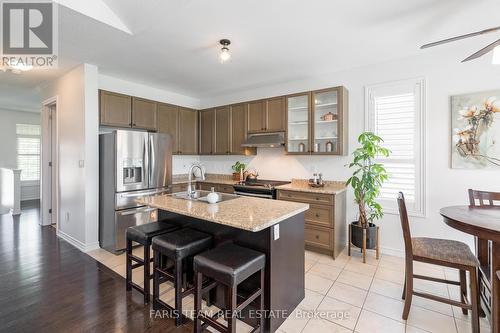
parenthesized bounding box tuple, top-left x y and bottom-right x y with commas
(1, 0, 500, 107)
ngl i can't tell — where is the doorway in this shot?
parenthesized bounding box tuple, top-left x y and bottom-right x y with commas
(41, 98, 58, 228)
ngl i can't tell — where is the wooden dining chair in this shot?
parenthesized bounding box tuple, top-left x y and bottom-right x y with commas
(468, 189, 500, 207)
(397, 192, 481, 333)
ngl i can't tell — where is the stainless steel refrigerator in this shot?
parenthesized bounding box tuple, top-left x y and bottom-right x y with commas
(99, 130, 173, 253)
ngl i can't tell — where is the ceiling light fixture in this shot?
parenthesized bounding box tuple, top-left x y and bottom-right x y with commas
(219, 39, 231, 63)
(493, 45, 500, 65)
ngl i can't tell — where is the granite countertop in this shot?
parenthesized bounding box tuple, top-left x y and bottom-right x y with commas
(172, 174, 237, 186)
(276, 179, 347, 195)
(137, 195, 309, 232)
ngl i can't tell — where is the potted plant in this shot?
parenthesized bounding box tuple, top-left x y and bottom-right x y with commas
(346, 132, 390, 262)
(231, 161, 246, 181)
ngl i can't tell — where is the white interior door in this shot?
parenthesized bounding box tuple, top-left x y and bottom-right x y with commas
(41, 101, 58, 227)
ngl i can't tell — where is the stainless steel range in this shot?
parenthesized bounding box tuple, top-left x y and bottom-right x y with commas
(233, 179, 290, 199)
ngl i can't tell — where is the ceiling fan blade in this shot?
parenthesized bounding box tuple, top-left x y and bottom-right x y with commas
(420, 26, 500, 49)
(461, 39, 500, 62)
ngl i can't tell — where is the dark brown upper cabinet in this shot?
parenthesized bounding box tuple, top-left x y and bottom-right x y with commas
(247, 100, 266, 133)
(247, 97, 285, 133)
(132, 97, 157, 131)
(265, 96, 286, 132)
(230, 103, 250, 155)
(157, 103, 179, 152)
(99, 90, 132, 128)
(158, 104, 198, 155)
(199, 109, 215, 155)
(214, 106, 230, 154)
(178, 108, 198, 155)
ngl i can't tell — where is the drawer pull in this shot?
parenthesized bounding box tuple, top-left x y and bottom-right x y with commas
(315, 213, 320, 218)
(315, 235, 319, 239)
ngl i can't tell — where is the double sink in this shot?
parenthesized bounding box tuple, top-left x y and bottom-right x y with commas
(170, 190, 239, 203)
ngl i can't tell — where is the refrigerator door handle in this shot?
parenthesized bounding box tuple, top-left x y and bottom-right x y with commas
(143, 134, 149, 188)
(149, 134, 155, 188)
(119, 207, 156, 216)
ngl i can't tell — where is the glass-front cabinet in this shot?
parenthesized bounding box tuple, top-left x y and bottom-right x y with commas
(312, 88, 340, 154)
(286, 93, 310, 153)
(285, 86, 348, 155)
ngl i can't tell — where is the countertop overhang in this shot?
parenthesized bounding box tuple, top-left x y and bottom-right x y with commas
(137, 195, 309, 232)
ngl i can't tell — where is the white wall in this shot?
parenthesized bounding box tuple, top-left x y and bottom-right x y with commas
(0, 108, 41, 201)
(99, 74, 201, 109)
(42, 64, 100, 252)
(200, 46, 500, 256)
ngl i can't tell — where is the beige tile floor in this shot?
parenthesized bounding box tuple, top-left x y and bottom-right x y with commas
(87, 247, 491, 333)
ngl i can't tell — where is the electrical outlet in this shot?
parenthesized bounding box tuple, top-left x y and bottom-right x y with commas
(273, 224, 280, 240)
(78, 160, 85, 168)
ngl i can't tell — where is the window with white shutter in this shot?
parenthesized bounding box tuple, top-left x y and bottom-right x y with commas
(365, 78, 426, 216)
(16, 124, 41, 182)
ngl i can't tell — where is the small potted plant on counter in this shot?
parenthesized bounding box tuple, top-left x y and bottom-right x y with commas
(231, 161, 246, 181)
(346, 132, 390, 263)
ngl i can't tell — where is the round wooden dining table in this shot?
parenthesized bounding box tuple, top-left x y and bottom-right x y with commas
(440, 205, 500, 332)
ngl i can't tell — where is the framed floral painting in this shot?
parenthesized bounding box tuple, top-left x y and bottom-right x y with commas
(451, 90, 500, 168)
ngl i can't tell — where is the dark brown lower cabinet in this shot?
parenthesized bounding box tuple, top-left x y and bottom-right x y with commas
(197, 182, 234, 193)
(277, 189, 346, 258)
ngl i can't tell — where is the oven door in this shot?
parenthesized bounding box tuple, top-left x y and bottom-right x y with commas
(114, 206, 158, 251)
(234, 191, 273, 199)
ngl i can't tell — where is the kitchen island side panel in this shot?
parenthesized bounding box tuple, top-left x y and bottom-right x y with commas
(234, 212, 305, 332)
(156, 210, 306, 332)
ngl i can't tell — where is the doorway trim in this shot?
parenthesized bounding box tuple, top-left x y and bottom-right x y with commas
(41, 96, 59, 228)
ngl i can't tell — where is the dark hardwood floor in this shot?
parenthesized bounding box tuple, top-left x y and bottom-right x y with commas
(0, 203, 191, 333)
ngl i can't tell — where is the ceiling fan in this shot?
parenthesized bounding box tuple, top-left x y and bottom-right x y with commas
(420, 26, 500, 64)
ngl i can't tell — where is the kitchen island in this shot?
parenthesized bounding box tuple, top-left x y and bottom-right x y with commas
(138, 194, 309, 332)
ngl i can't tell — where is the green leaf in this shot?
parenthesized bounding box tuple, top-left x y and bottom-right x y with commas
(345, 131, 391, 223)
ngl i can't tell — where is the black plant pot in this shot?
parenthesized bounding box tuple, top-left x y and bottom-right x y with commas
(350, 222, 377, 250)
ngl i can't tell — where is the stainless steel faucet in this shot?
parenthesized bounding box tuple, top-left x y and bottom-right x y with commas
(187, 162, 205, 197)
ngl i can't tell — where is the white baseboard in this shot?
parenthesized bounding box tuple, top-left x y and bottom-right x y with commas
(380, 246, 404, 258)
(56, 229, 100, 253)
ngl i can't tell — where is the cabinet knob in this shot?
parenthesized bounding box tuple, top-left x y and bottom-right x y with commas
(315, 197, 320, 200)
(315, 213, 320, 218)
(315, 235, 319, 240)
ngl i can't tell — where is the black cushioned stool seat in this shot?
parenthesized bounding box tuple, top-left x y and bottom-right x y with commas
(127, 222, 178, 244)
(125, 221, 179, 304)
(152, 228, 213, 260)
(194, 243, 265, 286)
(193, 243, 266, 333)
(151, 228, 212, 326)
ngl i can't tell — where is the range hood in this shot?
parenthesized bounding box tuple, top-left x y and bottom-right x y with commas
(241, 132, 285, 148)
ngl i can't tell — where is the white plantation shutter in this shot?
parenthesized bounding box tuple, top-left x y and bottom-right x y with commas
(16, 124, 41, 181)
(366, 78, 425, 216)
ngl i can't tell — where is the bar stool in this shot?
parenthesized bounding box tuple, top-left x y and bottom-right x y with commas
(126, 221, 179, 303)
(152, 228, 212, 326)
(193, 243, 266, 333)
